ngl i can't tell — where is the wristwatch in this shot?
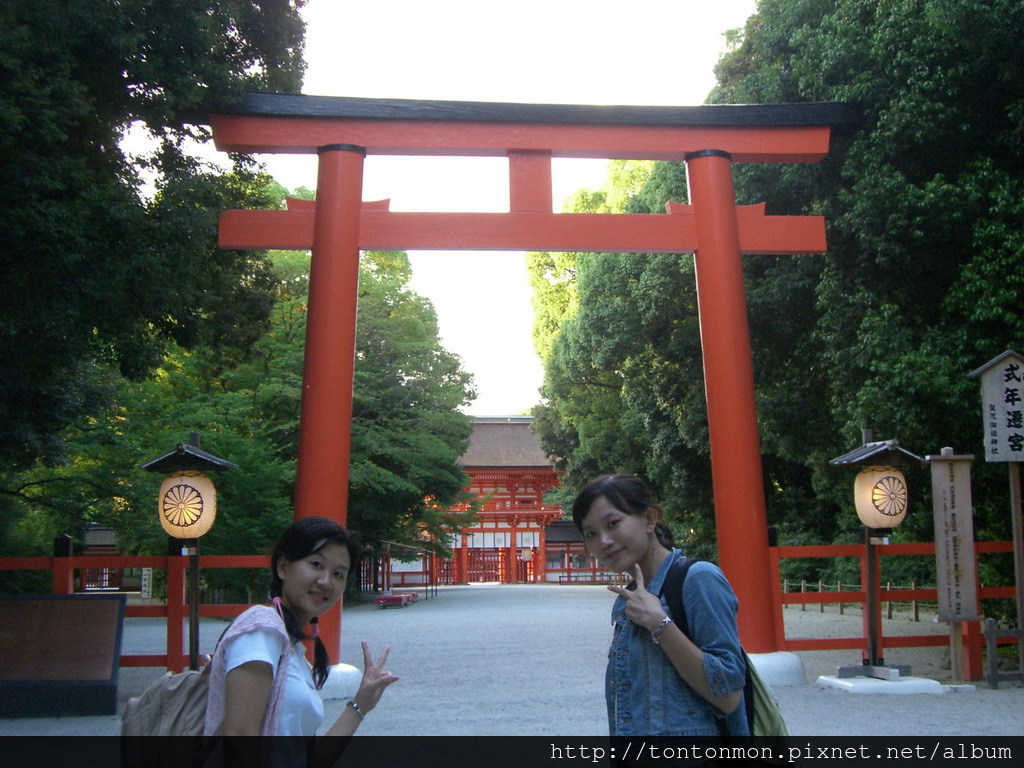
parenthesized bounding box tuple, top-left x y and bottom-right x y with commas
(650, 616, 673, 645)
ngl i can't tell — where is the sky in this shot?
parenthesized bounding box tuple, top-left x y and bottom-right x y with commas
(255, 0, 760, 416)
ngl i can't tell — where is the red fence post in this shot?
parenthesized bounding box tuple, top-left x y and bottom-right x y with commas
(963, 620, 984, 680)
(768, 547, 787, 650)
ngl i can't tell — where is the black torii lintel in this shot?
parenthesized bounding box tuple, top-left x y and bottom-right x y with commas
(205, 91, 861, 129)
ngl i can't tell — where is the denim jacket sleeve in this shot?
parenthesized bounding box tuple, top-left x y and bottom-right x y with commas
(681, 561, 746, 698)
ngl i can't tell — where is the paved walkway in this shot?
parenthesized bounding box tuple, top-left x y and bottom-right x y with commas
(1, 584, 1022, 736)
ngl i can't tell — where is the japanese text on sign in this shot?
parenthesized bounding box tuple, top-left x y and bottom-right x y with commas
(975, 352, 1024, 463)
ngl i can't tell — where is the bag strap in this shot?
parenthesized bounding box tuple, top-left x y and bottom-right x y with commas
(659, 557, 755, 737)
(658, 556, 698, 637)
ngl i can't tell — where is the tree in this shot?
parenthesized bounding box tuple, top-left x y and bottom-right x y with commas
(347, 250, 477, 555)
(1, 242, 476, 599)
(0, 0, 306, 470)
(710, 0, 1024, 548)
(533, 0, 1024, 575)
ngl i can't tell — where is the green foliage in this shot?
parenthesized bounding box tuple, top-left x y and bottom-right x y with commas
(349, 251, 477, 555)
(0, 0, 306, 470)
(533, 0, 1024, 596)
(528, 162, 653, 363)
(1, 243, 476, 595)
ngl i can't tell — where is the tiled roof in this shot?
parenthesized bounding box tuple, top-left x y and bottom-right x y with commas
(458, 416, 551, 468)
(545, 519, 583, 543)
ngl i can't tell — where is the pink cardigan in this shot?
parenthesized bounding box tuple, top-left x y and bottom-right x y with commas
(203, 605, 294, 736)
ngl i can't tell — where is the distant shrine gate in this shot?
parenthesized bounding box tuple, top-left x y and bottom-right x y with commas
(210, 94, 854, 657)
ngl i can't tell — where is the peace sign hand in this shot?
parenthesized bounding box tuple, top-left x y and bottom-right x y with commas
(607, 565, 669, 633)
(352, 641, 399, 715)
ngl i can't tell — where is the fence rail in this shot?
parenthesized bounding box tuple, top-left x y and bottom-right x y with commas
(783, 578, 938, 619)
(0, 540, 1018, 679)
(769, 540, 1017, 678)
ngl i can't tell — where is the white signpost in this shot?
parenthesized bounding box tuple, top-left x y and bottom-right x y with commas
(140, 567, 153, 600)
(974, 349, 1024, 462)
(970, 350, 1024, 685)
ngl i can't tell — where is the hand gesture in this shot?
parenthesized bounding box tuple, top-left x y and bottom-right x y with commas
(351, 641, 399, 714)
(607, 565, 669, 633)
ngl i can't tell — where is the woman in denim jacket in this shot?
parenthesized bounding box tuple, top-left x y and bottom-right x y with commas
(573, 474, 748, 738)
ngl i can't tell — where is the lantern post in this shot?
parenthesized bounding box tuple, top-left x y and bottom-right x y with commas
(830, 429, 924, 680)
(141, 433, 237, 670)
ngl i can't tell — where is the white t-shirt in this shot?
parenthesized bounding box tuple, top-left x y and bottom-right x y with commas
(223, 627, 325, 737)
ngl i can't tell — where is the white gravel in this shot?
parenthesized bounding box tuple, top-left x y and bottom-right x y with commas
(2, 583, 1021, 736)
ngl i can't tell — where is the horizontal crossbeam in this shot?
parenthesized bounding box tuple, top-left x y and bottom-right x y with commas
(209, 94, 857, 163)
(219, 200, 825, 255)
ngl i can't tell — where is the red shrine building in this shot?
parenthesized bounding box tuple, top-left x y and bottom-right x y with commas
(449, 416, 562, 584)
(383, 416, 612, 586)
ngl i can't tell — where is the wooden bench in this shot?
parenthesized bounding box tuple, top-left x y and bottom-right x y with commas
(374, 591, 418, 609)
(0, 594, 125, 717)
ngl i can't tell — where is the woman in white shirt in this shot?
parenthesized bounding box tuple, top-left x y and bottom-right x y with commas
(205, 516, 398, 746)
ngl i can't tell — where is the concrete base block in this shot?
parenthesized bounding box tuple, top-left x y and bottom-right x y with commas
(816, 674, 949, 694)
(319, 663, 361, 700)
(748, 651, 807, 687)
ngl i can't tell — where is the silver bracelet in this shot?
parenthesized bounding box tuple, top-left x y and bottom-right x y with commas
(346, 699, 365, 720)
(651, 616, 673, 645)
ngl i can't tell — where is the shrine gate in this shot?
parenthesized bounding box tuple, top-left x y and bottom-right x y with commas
(210, 93, 855, 658)
(450, 416, 562, 585)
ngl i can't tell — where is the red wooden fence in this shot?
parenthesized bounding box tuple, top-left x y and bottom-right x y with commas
(1, 541, 1017, 678)
(769, 541, 1016, 680)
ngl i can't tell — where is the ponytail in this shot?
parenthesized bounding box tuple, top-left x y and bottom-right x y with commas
(654, 522, 675, 549)
(310, 617, 330, 690)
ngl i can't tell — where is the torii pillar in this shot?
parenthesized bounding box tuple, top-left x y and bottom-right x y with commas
(295, 144, 364, 520)
(210, 94, 856, 658)
(686, 149, 774, 649)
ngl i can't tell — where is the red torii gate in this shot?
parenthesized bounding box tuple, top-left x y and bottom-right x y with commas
(210, 93, 854, 659)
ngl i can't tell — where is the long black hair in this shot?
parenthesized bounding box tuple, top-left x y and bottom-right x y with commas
(269, 516, 360, 689)
(571, 473, 675, 549)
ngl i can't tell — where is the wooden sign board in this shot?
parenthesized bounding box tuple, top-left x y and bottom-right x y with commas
(972, 350, 1024, 462)
(928, 452, 980, 621)
(0, 594, 125, 717)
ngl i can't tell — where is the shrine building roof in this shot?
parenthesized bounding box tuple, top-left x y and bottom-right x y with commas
(458, 416, 552, 469)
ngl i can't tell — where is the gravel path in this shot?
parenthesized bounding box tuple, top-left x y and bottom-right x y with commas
(2, 583, 1022, 736)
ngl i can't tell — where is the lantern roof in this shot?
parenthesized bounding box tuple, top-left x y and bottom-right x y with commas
(140, 442, 238, 474)
(829, 439, 925, 468)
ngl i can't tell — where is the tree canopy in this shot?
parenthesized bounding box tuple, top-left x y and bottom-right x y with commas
(1, 2, 479, 596)
(531, 0, 1024, 580)
(0, 0, 306, 469)
(1, 243, 476, 595)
